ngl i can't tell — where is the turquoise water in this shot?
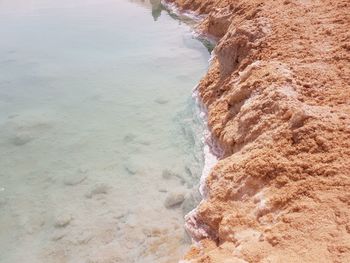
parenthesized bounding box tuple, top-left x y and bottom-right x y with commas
(0, 0, 209, 262)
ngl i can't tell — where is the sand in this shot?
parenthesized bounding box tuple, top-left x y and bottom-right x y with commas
(163, 0, 350, 262)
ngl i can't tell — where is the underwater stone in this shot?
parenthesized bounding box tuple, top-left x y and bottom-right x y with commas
(161, 169, 186, 184)
(85, 184, 110, 198)
(162, 169, 174, 179)
(164, 191, 186, 208)
(154, 98, 169, 104)
(54, 214, 72, 228)
(63, 174, 87, 186)
(10, 133, 33, 146)
(124, 163, 137, 175)
(123, 133, 136, 143)
(51, 232, 65, 241)
(75, 231, 93, 245)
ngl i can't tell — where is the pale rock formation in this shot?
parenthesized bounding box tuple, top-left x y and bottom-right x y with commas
(164, 191, 186, 208)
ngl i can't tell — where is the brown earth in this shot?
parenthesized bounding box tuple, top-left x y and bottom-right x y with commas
(165, 0, 350, 262)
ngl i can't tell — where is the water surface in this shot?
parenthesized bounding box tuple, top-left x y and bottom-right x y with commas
(0, 0, 210, 262)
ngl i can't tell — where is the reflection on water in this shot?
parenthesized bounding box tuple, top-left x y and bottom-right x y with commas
(150, 0, 162, 21)
(129, 0, 163, 21)
(0, 0, 209, 262)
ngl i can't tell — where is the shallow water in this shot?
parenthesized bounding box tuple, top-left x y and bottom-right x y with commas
(0, 0, 209, 262)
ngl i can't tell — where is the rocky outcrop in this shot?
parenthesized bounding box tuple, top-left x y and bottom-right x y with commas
(165, 0, 350, 262)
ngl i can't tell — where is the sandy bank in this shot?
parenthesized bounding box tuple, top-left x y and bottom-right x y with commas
(164, 0, 350, 262)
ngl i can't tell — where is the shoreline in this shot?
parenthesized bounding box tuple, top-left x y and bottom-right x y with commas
(164, 0, 350, 262)
(162, 0, 225, 245)
(161, 0, 224, 246)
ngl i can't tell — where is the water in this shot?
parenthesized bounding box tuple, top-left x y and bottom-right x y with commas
(0, 0, 210, 262)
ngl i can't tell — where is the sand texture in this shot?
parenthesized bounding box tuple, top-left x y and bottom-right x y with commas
(164, 0, 350, 262)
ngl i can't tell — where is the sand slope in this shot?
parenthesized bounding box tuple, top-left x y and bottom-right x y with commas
(165, 0, 350, 262)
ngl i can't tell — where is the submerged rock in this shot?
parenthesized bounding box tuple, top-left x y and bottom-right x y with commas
(164, 191, 186, 208)
(124, 163, 137, 175)
(3, 110, 54, 147)
(85, 184, 110, 198)
(24, 217, 46, 235)
(154, 98, 169, 104)
(10, 133, 33, 146)
(161, 169, 186, 185)
(54, 214, 72, 228)
(123, 133, 136, 143)
(158, 188, 168, 193)
(51, 232, 66, 241)
(161, 169, 174, 179)
(63, 174, 87, 186)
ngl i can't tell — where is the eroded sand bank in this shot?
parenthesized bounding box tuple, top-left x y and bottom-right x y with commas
(163, 0, 350, 262)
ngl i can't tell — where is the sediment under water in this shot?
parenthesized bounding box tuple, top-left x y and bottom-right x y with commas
(0, 0, 210, 262)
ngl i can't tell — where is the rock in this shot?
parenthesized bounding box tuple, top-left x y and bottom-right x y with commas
(161, 169, 174, 179)
(75, 231, 93, 245)
(123, 133, 136, 143)
(161, 169, 186, 184)
(124, 163, 137, 175)
(51, 232, 66, 241)
(135, 139, 150, 145)
(164, 191, 186, 208)
(54, 214, 72, 228)
(24, 218, 46, 234)
(154, 98, 169, 104)
(289, 109, 309, 128)
(85, 184, 110, 198)
(63, 174, 87, 186)
(10, 133, 33, 146)
(4, 111, 53, 146)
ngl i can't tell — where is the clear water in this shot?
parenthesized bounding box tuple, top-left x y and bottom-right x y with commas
(0, 0, 209, 262)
